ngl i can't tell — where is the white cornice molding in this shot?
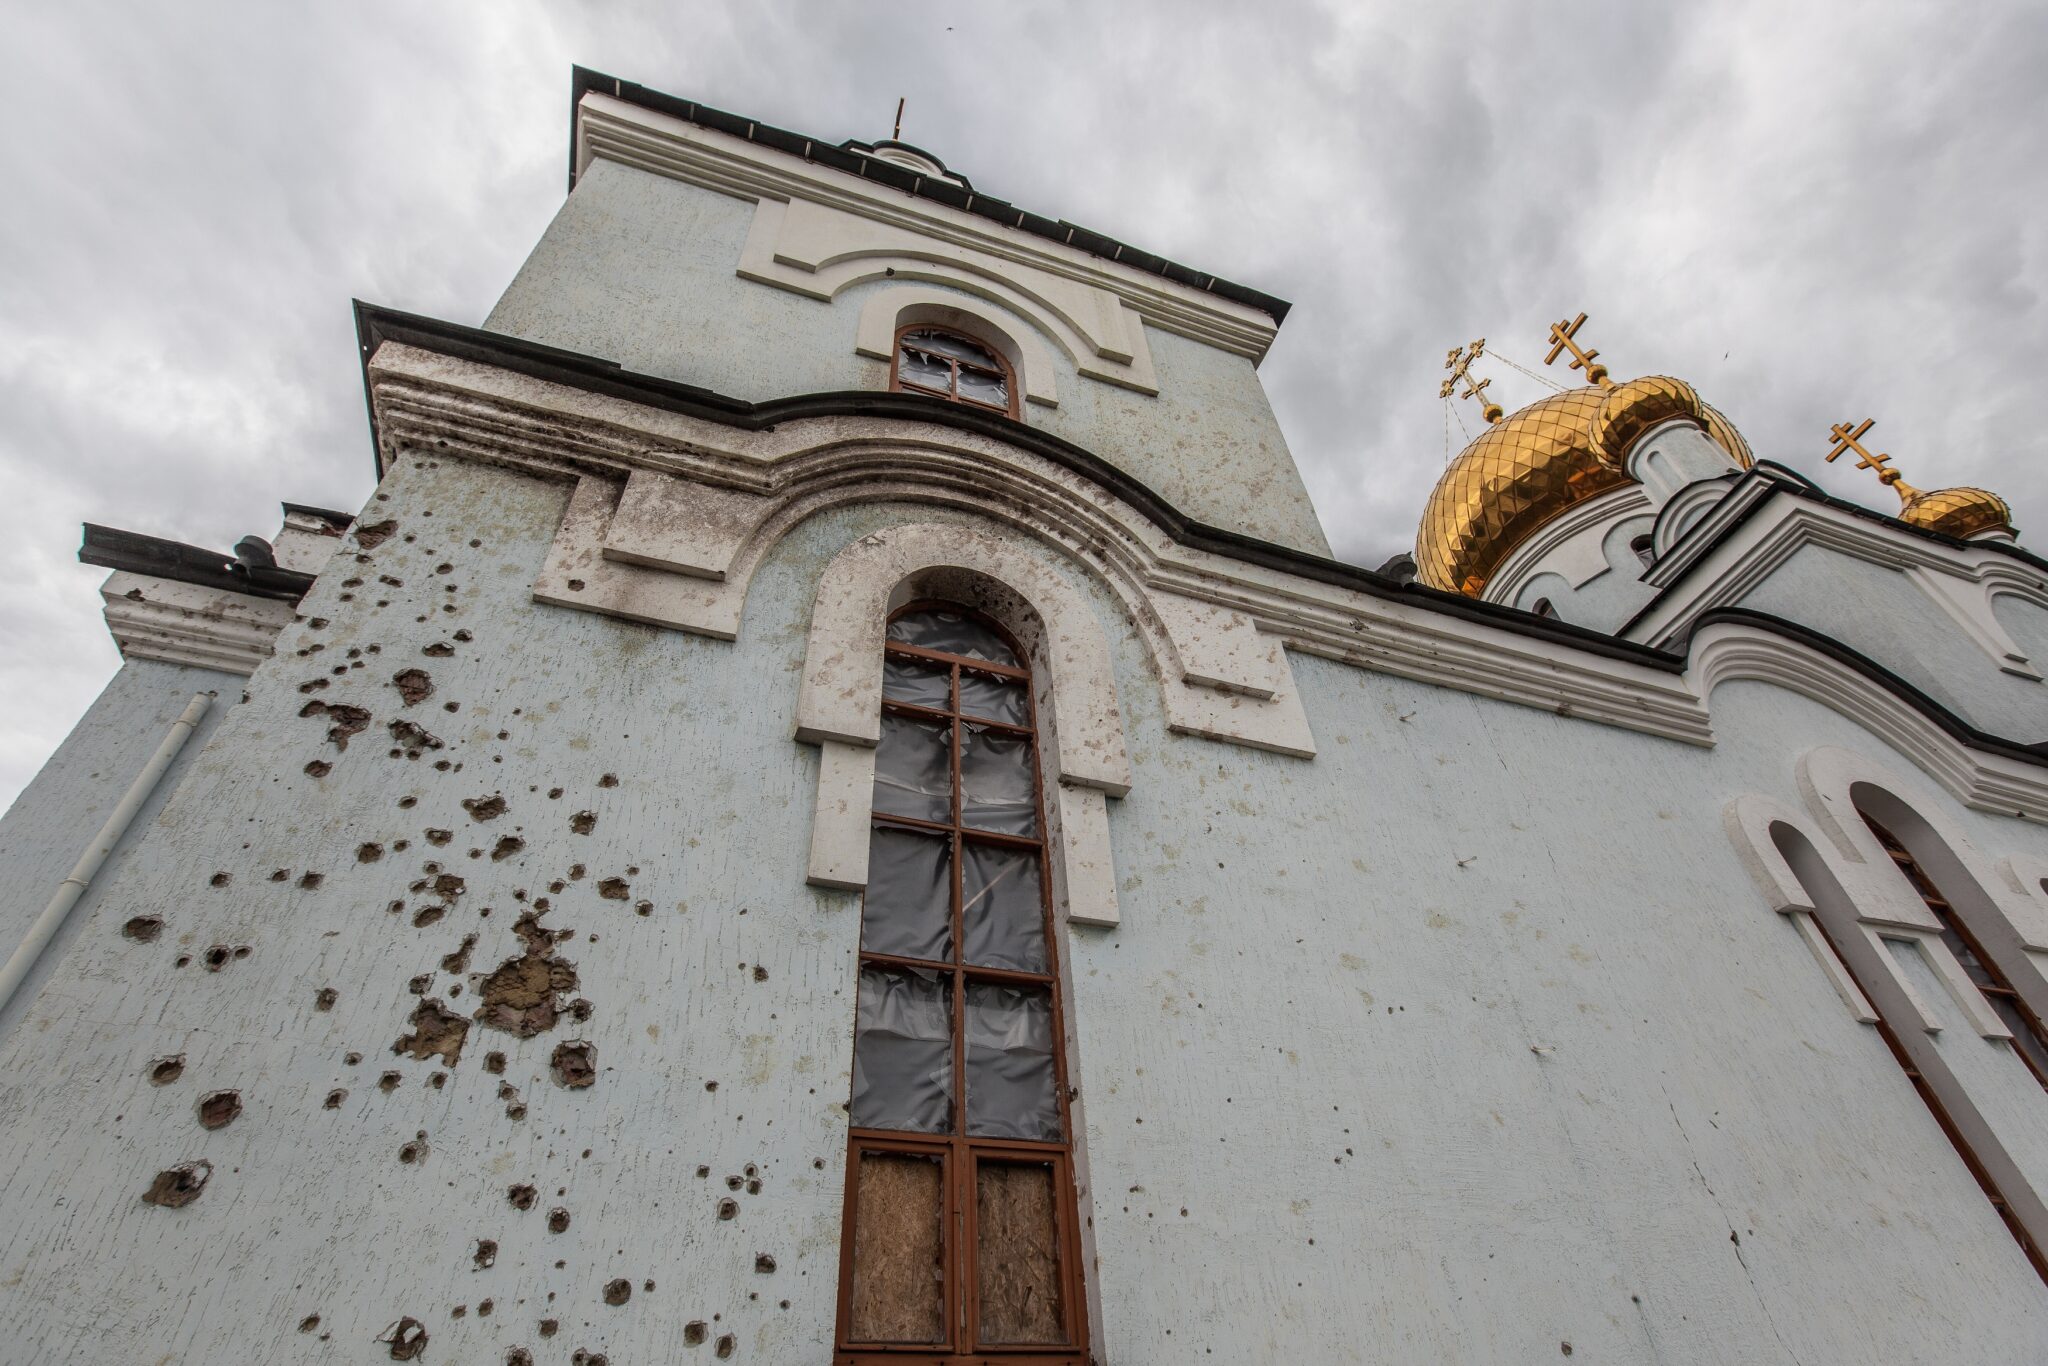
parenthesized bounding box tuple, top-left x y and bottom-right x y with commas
(99, 570, 297, 676)
(1486, 484, 1653, 607)
(575, 92, 1277, 363)
(365, 341, 2048, 824)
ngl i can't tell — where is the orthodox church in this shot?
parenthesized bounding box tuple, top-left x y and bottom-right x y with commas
(4, 67, 2048, 1365)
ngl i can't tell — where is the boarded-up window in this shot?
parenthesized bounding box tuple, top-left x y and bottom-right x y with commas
(835, 603, 1086, 1363)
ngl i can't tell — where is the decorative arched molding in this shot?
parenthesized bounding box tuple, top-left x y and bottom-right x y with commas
(1723, 795, 1877, 1022)
(1486, 484, 1651, 606)
(853, 286, 1059, 408)
(738, 197, 1160, 394)
(792, 523, 1129, 927)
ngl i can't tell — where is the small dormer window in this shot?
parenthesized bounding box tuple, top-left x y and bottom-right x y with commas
(893, 327, 1015, 417)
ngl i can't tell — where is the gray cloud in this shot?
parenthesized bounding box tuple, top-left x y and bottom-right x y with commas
(5, 0, 2045, 807)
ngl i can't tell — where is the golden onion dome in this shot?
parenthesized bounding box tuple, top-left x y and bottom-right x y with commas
(1415, 383, 1755, 596)
(1897, 484, 2014, 540)
(1588, 375, 1704, 467)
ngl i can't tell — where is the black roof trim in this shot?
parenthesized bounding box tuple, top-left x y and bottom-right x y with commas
(565, 67, 1291, 328)
(281, 501, 354, 530)
(80, 524, 314, 603)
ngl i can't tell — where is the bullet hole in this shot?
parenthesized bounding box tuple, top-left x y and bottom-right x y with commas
(475, 917, 581, 1037)
(717, 1198, 738, 1220)
(603, 1279, 631, 1306)
(568, 865, 586, 880)
(684, 1322, 708, 1345)
(408, 973, 433, 996)
(324, 1089, 347, 1109)
(568, 998, 594, 1022)
(353, 519, 397, 549)
(270, 868, 291, 882)
(202, 945, 232, 971)
(174, 955, 191, 968)
(149, 1055, 185, 1085)
(398, 795, 417, 809)
(197, 1091, 242, 1129)
(454, 629, 472, 642)
(634, 901, 652, 917)
(492, 836, 525, 861)
(433, 872, 466, 900)
(299, 1314, 321, 1333)
(485, 1051, 506, 1074)
(392, 669, 434, 707)
(1562, 1345, 1574, 1357)
(508, 1183, 537, 1210)
(547, 787, 564, 800)
(715, 1334, 735, 1358)
(345, 1052, 363, 1065)
(121, 916, 163, 943)
(299, 872, 324, 890)
(209, 872, 231, 888)
(551, 1040, 597, 1089)
(507, 1351, 532, 1366)
(141, 1160, 211, 1208)
(746, 1178, 761, 1195)
(752, 965, 769, 982)
(413, 906, 445, 928)
(430, 1070, 448, 1088)
(548, 1207, 571, 1234)
(696, 1166, 710, 1179)
(379, 1071, 403, 1093)
(597, 878, 629, 901)
(389, 719, 444, 754)
(304, 760, 331, 778)
(423, 641, 454, 658)
(379, 575, 405, 587)
(474, 1238, 498, 1269)
(379, 1317, 428, 1360)
(358, 843, 384, 863)
(425, 829, 452, 847)
(539, 1318, 559, 1337)
(754, 1254, 777, 1274)
(398, 1131, 428, 1164)
(463, 794, 508, 822)
(705, 1080, 718, 1092)
(725, 1174, 743, 1190)
(301, 701, 372, 750)
(299, 678, 329, 694)
(478, 1299, 493, 1316)
(394, 999, 471, 1066)
(441, 935, 478, 973)
(565, 578, 585, 592)
(572, 1353, 608, 1366)
(451, 1306, 467, 1319)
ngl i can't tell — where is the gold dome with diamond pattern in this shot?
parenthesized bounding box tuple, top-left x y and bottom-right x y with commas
(1415, 385, 1755, 597)
(1898, 485, 2013, 539)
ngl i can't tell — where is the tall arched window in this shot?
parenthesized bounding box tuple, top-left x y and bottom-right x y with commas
(835, 603, 1087, 1363)
(891, 326, 1017, 417)
(1861, 811, 2048, 1088)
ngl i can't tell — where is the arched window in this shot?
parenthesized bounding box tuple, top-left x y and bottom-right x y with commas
(1630, 534, 1656, 570)
(836, 603, 1087, 1363)
(1531, 597, 1555, 619)
(1861, 811, 2048, 1088)
(891, 326, 1017, 416)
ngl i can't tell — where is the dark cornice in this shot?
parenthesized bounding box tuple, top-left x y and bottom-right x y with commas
(565, 67, 1291, 328)
(80, 524, 314, 603)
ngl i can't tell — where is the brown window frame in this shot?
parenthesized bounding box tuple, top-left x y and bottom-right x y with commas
(889, 325, 1021, 419)
(835, 601, 1089, 1365)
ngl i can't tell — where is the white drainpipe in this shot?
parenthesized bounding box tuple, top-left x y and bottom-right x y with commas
(0, 692, 212, 1015)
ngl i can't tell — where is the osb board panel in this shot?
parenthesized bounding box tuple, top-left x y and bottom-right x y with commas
(976, 1161, 1063, 1345)
(850, 1150, 945, 1343)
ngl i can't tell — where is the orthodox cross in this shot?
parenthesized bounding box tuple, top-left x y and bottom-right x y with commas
(1544, 312, 1612, 388)
(1440, 339, 1503, 424)
(1823, 418, 1916, 498)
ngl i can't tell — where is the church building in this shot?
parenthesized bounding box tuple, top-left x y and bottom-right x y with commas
(5, 67, 2048, 1363)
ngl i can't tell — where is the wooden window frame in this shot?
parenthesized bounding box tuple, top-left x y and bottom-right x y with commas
(835, 601, 1088, 1365)
(889, 325, 1021, 419)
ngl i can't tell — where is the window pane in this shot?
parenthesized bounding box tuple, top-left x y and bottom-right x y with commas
(957, 669, 1028, 725)
(962, 841, 1047, 973)
(883, 655, 952, 711)
(851, 1150, 947, 1344)
(1990, 993, 2048, 1084)
(957, 365, 1009, 410)
(874, 713, 952, 825)
(889, 609, 1019, 665)
(976, 1160, 1065, 1346)
(853, 966, 955, 1134)
(864, 827, 953, 963)
(961, 724, 1037, 835)
(906, 329, 999, 368)
(898, 344, 953, 394)
(965, 982, 1060, 1140)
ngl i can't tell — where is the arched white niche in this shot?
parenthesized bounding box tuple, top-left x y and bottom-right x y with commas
(797, 521, 1130, 928)
(854, 286, 1060, 409)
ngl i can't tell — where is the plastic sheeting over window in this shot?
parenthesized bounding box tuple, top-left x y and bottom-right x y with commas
(874, 713, 952, 825)
(888, 609, 1020, 666)
(962, 841, 1046, 973)
(961, 724, 1036, 835)
(965, 983, 1060, 1141)
(853, 966, 954, 1133)
(864, 828, 952, 963)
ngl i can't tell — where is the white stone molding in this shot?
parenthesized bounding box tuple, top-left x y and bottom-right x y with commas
(1722, 794, 1878, 1022)
(1485, 484, 1652, 607)
(574, 91, 1276, 362)
(99, 570, 298, 676)
(739, 197, 1158, 395)
(1884, 928, 2013, 1039)
(369, 342, 2048, 823)
(853, 285, 1059, 408)
(1629, 488, 2048, 680)
(792, 523, 1132, 926)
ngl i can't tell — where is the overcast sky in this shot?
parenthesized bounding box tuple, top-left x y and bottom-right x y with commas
(4, 0, 2046, 810)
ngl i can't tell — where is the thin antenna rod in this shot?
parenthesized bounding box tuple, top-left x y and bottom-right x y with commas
(893, 97, 905, 141)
